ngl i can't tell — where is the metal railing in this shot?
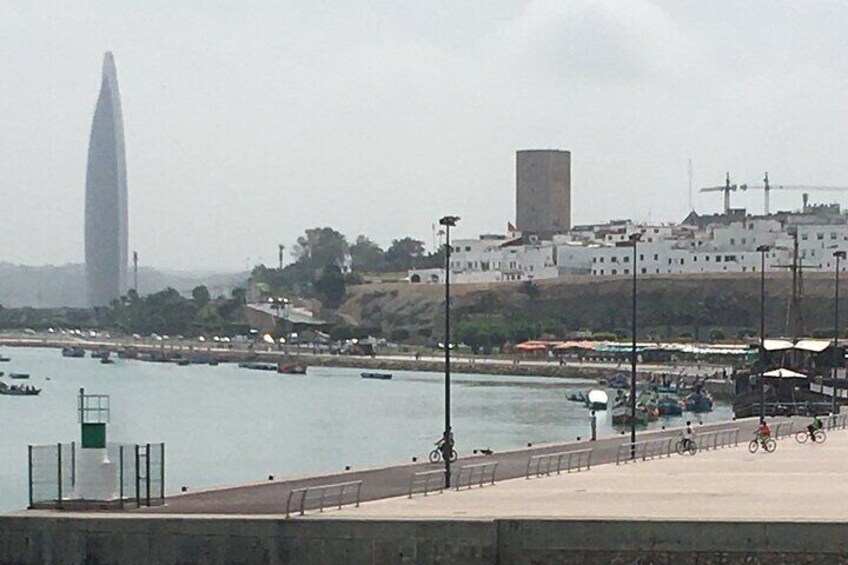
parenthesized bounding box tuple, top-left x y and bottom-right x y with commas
(616, 437, 674, 465)
(695, 428, 740, 452)
(453, 462, 498, 491)
(772, 421, 795, 440)
(285, 480, 362, 518)
(28, 442, 164, 509)
(525, 449, 592, 479)
(825, 414, 848, 430)
(408, 469, 446, 498)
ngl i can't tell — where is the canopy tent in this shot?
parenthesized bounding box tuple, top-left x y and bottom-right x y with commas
(763, 368, 807, 379)
(763, 339, 794, 352)
(794, 339, 832, 353)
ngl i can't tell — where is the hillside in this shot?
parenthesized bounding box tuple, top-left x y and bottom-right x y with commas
(338, 273, 844, 343)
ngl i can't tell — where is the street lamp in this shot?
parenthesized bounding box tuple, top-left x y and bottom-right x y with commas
(628, 232, 642, 460)
(833, 250, 846, 415)
(439, 215, 460, 487)
(757, 244, 770, 419)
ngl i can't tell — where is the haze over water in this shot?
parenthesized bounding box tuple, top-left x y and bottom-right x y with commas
(0, 347, 731, 513)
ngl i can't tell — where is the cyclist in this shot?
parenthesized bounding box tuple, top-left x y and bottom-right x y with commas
(756, 418, 771, 447)
(435, 431, 455, 459)
(807, 415, 824, 442)
(681, 420, 696, 451)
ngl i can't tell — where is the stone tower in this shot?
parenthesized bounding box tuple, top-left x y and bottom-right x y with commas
(515, 149, 571, 238)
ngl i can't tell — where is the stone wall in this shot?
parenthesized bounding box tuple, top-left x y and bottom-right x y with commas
(2, 515, 846, 564)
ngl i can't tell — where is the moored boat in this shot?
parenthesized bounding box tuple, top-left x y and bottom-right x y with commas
(586, 389, 609, 411)
(0, 381, 40, 396)
(62, 346, 85, 358)
(361, 372, 392, 380)
(657, 396, 684, 416)
(278, 362, 307, 375)
(684, 391, 714, 413)
(9, 373, 30, 379)
(0, 355, 10, 362)
(238, 362, 277, 371)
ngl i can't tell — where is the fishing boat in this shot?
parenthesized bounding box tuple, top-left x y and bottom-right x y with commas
(278, 362, 307, 375)
(684, 391, 714, 413)
(586, 389, 609, 411)
(0, 355, 10, 362)
(607, 373, 630, 389)
(566, 389, 588, 403)
(9, 373, 30, 379)
(361, 372, 392, 380)
(657, 396, 684, 416)
(100, 356, 116, 365)
(238, 362, 277, 371)
(61, 346, 85, 358)
(90, 350, 110, 359)
(0, 381, 40, 396)
(175, 358, 191, 366)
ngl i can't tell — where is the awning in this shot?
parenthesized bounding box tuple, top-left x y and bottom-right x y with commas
(763, 368, 807, 379)
(763, 339, 794, 351)
(794, 339, 832, 353)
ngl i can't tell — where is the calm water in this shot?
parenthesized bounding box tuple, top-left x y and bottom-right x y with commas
(0, 347, 731, 512)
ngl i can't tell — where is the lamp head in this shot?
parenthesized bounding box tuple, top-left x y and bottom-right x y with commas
(756, 245, 770, 252)
(439, 215, 460, 227)
(628, 232, 642, 244)
(835, 251, 847, 259)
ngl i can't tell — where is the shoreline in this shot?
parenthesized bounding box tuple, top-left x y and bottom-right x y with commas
(0, 335, 730, 383)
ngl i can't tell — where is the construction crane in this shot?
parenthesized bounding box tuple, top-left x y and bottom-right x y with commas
(732, 172, 848, 215)
(699, 172, 747, 215)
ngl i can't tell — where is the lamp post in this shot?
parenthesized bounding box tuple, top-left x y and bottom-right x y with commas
(833, 251, 846, 415)
(629, 232, 641, 460)
(757, 245, 770, 419)
(439, 215, 460, 487)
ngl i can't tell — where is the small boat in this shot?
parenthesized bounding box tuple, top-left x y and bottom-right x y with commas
(657, 396, 684, 416)
(62, 347, 85, 358)
(0, 356, 10, 362)
(9, 373, 30, 379)
(607, 373, 630, 389)
(117, 349, 137, 359)
(0, 381, 40, 396)
(238, 362, 277, 371)
(684, 392, 714, 413)
(586, 389, 609, 411)
(566, 390, 588, 403)
(361, 372, 392, 380)
(175, 359, 191, 366)
(278, 362, 307, 375)
(100, 356, 115, 365)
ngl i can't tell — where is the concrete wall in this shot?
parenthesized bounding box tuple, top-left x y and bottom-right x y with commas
(2, 515, 847, 565)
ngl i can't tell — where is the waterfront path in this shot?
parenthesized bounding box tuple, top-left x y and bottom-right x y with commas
(145, 416, 768, 515)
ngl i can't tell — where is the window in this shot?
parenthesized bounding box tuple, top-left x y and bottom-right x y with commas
(599, 269, 604, 275)
(467, 262, 473, 269)
(742, 238, 747, 245)
(817, 233, 824, 241)
(680, 259, 685, 265)
(802, 233, 809, 241)
(749, 223, 754, 230)
(600, 257, 605, 263)
(716, 256, 722, 262)
(641, 268, 647, 274)
(730, 238, 735, 245)
(624, 269, 630, 274)
(706, 256, 710, 261)
(653, 254, 659, 261)
(668, 258, 672, 265)
(611, 257, 618, 263)
(639, 254, 644, 261)
(612, 269, 618, 275)
(832, 233, 838, 240)
(624, 256, 630, 263)
(694, 256, 698, 262)
(592, 257, 597, 263)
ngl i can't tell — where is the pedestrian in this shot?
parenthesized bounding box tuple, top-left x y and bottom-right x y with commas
(590, 410, 597, 441)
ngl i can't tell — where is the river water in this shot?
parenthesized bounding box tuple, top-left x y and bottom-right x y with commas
(0, 347, 732, 512)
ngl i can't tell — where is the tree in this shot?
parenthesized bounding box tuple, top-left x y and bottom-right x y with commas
(314, 265, 346, 309)
(191, 285, 211, 308)
(349, 235, 386, 272)
(384, 237, 426, 270)
(293, 227, 349, 268)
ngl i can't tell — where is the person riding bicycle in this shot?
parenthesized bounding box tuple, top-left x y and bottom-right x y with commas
(756, 418, 771, 447)
(807, 415, 824, 442)
(681, 420, 696, 450)
(435, 431, 455, 459)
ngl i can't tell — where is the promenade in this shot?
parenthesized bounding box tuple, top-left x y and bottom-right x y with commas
(145, 416, 764, 515)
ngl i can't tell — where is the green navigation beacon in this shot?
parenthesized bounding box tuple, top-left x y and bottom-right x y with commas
(78, 388, 110, 449)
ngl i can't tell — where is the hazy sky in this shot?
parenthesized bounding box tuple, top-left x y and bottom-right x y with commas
(4, 1, 848, 270)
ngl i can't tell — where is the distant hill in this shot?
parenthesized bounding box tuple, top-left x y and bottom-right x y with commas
(0, 263, 248, 307)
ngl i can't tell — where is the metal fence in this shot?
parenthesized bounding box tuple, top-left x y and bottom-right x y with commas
(525, 449, 592, 479)
(826, 414, 848, 430)
(695, 428, 740, 452)
(453, 462, 498, 491)
(616, 438, 675, 465)
(28, 442, 165, 509)
(408, 469, 446, 498)
(772, 421, 794, 440)
(285, 480, 362, 518)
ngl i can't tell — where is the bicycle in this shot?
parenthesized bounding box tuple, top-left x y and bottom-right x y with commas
(428, 446, 458, 463)
(675, 438, 698, 456)
(748, 435, 776, 453)
(795, 429, 827, 444)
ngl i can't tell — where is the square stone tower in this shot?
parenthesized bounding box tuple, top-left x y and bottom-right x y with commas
(515, 149, 571, 238)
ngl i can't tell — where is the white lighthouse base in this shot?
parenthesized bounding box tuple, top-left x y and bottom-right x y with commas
(73, 448, 118, 500)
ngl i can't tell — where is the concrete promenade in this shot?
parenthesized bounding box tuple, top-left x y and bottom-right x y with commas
(146, 417, 764, 515)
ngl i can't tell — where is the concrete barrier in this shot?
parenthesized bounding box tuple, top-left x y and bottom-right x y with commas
(2, 515, 847, 564)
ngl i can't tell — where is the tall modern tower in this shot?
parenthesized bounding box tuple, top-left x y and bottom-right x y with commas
(515, 149, 571, 238)
(85, 52, 128, 307)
